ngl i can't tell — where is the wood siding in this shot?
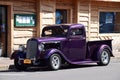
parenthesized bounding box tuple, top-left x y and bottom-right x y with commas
(78, 1, 90, 40)
(56, 0, 76, 23)
(1, 0, 120, 56)
(1, 0, 37, 50)
(40, 0, 56, 33)
(90, 1, 120, 51)
(13, 0, 37, 50)
(40, 0, 76, 34)
(56, 0, 73, 9)
(77, 1, 120, 51)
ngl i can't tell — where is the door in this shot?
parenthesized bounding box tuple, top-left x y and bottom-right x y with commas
(99, 12, 115, 33)
(56, 9, 67, 24)
(66, 28, 86, 62)
(0, 6, 7, 57)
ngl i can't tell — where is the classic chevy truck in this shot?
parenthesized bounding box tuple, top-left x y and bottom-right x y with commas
(11, 24, 113, 70)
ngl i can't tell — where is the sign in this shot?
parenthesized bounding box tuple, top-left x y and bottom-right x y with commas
(14, 14, 36, 27)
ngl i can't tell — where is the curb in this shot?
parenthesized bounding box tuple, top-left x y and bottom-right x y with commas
(0, 65, 10, 71)
(0, 58, 14, 71)
(0, 64, 15, 71)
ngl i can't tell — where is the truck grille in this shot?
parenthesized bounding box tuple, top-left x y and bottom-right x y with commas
(26, 40, 38, 59)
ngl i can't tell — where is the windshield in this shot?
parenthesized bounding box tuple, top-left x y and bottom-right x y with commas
(42, 25, 69, 37)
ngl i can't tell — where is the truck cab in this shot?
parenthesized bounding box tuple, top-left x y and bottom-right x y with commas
(11, 24, 113, 70)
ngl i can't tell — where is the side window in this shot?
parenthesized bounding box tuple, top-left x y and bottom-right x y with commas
(70, 28, 83, 36)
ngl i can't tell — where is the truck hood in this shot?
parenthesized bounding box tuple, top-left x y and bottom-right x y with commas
(37, 37, 67, 43)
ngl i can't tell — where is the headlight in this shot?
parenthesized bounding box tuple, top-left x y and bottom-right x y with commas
(19, 45, 25, 52)
(38, 43, 44, 51)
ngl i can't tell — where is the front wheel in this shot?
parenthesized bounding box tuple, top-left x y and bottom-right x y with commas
(97, 48, 110, 66)
(48, 54, 61, 70)
(14, 58, 27, 71)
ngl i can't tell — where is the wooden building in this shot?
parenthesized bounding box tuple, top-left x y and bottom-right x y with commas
(0, 0, 120, 57)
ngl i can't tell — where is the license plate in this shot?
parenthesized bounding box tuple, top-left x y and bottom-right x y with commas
(24, 59, 31, 64)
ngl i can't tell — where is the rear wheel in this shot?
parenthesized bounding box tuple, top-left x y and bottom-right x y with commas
(48, 54, 61, 70)
(97, 48, 110, 66)
(14, 58, 27, 71)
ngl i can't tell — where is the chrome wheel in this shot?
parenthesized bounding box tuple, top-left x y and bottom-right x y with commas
(97, 49, 110, 66)
(49, 54, 61, 70)
(101, 50, 109, 64)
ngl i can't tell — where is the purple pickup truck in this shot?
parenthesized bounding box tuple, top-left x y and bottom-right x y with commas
(11, 24, 113, 70)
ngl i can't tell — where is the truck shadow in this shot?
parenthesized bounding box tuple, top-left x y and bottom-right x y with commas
(0, 63, 98, 72)
(61, 63, 98, 70)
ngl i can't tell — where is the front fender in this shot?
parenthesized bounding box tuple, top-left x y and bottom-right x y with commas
(44, 49, 78, 64)
(10, 50, 26, 59)
(44, 49, 64, 59)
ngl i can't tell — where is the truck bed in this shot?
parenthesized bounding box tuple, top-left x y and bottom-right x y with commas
(86, 40, 113, 60)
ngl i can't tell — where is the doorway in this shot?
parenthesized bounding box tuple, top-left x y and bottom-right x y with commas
(0, 5, 7, 57)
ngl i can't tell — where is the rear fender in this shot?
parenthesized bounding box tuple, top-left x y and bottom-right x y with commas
(10, 50, 26, 59)
(97, 45, 113, 61)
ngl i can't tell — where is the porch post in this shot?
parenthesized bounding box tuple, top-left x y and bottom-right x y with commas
(36, 0, 41, 37)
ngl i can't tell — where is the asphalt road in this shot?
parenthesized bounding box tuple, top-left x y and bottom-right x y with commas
(0, 59, 120, 80)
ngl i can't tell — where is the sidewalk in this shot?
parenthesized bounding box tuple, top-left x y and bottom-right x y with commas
(0, 52, 120, 71)
(0, 57, 14, 71)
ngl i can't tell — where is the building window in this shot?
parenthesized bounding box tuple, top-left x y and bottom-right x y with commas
(99, 12, 120, 33)
(56, 9, 67, 24)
